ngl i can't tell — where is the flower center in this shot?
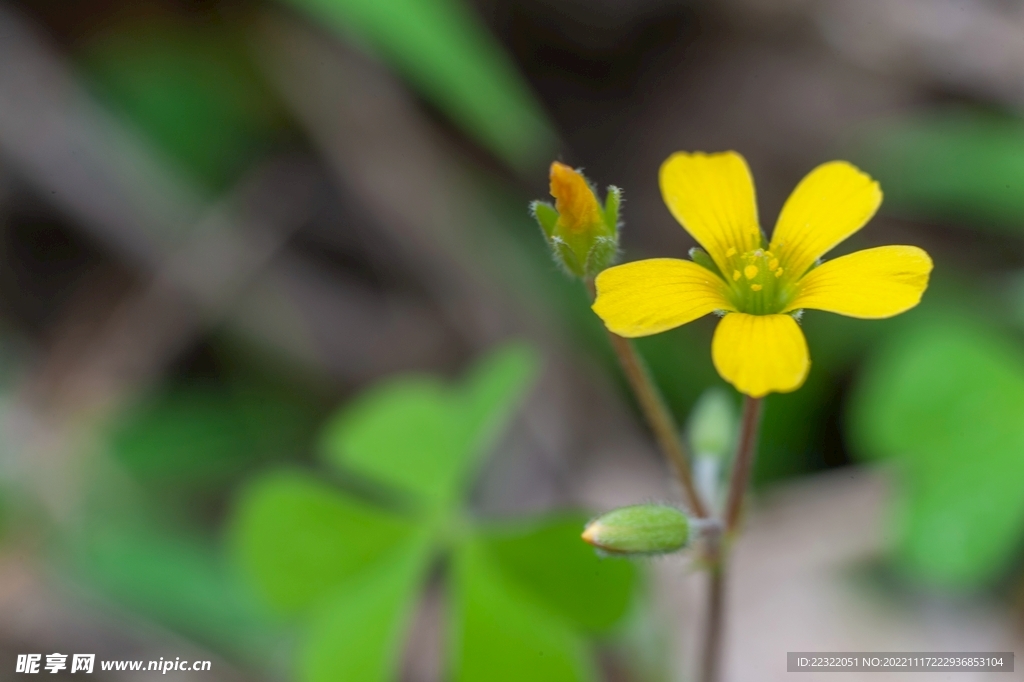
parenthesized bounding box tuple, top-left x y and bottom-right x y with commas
(724, 247, 792, 314)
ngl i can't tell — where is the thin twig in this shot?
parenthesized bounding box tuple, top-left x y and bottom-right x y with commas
(701, 395, 763, 682)
(585, 279, 708, 518)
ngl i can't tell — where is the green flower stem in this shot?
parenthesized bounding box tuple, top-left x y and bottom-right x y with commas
(701, 395, 763, 682)
(585, 280, 709, 519)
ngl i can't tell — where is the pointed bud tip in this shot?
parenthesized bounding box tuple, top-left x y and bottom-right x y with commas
(548, 162, 602, 234)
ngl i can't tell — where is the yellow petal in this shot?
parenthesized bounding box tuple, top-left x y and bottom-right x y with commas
(783, 245, 932, 318)
(660, 152, 761, 271)
(711, 313, 809, 398)
(593, 258, 735, 337)
(768, 161, 882, 281)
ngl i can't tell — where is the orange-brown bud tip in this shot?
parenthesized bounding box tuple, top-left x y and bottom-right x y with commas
(549, 162, 602, 233)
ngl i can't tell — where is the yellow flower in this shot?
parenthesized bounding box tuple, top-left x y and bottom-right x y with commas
(592, 151, 933, 398)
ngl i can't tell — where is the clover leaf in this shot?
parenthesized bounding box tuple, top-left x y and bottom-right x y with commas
(228, 343, 639, 682)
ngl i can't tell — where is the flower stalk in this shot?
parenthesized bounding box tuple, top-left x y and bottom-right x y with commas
(585, 279, 709, 519)
(724, 396, 764, 534)
(701, 395, 763, 682)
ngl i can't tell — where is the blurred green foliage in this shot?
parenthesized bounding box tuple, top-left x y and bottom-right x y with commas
(72, 513, 287, 667)
(850, 313, 1024, 589)
(64, 377, 320, 673)
(857, 109, 1024, 233)
(79, 23, 285, 193)
(228, 343, 638, 682)
(450, 538, 597, 682)
(281, 0, 554, 170)
(110, 384, 317, 489)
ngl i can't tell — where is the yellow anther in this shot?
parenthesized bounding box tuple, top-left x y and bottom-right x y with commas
(725, 247, 737, 257)
(744, 265, 759, 280)
(750, 284, 763, 292)
(775, 267, 784, 277)
(769, 258, 779, 270)
(732, 269, 741, 281)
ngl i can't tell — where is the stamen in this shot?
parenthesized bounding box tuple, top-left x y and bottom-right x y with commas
(724, 247, 793, 314)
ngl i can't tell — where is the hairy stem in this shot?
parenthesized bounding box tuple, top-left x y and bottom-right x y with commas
(585, 279, 708, 518)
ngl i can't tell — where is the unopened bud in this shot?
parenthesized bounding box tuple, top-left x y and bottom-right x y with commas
(581, 504, 689, 555)
(531, 162, 620, 278)
(688, 388, 737, 459)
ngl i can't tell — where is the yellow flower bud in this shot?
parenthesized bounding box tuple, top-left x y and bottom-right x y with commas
(531, 162, 620, 278)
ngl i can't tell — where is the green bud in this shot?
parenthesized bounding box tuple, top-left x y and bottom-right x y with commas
(531, 162, 620, 278)
(582, 504, 689, 555)
(688, 387, 737, 459)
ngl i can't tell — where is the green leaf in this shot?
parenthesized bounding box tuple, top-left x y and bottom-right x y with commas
(320, 343, 537, 506)
(281, 0, 554, 170)
(301, 532, 432, 682)
(322, 377, 460, 503)
(449, 541, 596, 682)
(479, 514, 638, 633)
(849, 314, 1024, 588)
(228, 471, 418, 613)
